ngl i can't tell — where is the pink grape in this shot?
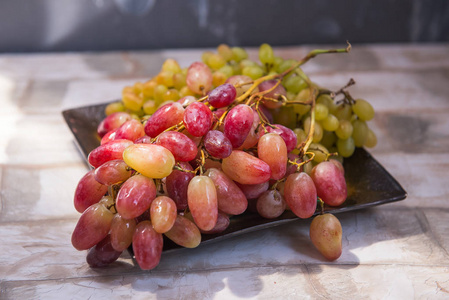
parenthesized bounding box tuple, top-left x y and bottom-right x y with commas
(123, 144, 175, 179)
(225, 75, 257, 97)
(94, 159, 132, 186)
(86, 235, 122, 268)
(264, 124, 297, 153)
(156, 131, 198, 162)
(97, 112, 131, 137)
(258, 133, 287, 180)
(74, 170, 108, 213)
(71, 203, 114, 251)
(110, 213, 136, 252)
(200, 211, 230, 234)
(150, 196, 177, 233)
(239, 109, 260, 150)
(187, 176, 218, 231)
(284, 172, 317, 219)
(88, 139, 133, 169)
(164, 215, 201, 248)
(132, 221, 163, 270)
(286, 153, 302, 176)
(222, 150, 271, 185)
(100, 129, 117, 145)
(183, 101, 213, 137)
(310, 161, 347, 206)
(165, 162, 194, 210)
(113, 119, 145, 142)
(203, 130, 233, 159)
(258, 104, 274, 123)
(256, 189, 286, 219)
(309, 214, 342, 261)
(177, 95, 196, 107)
(224, 104, 254, 148)
(236, 181, 269, 199)
(186, 62, 213, 94)
(208, 83, 237, 108)
(258, 79, 286, 109)
(135, 135, 152, 144)
(144, 102, 184, 138)
(204, 168, 248, 215)
(116, 174, 156, 220)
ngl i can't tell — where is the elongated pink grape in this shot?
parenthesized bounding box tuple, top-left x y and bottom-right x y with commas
(259, 79, 286, 109)
(187, 176, 218, 231)
(132, 221, 163, 270)
(222, 150, 271, 184)
(165, 162, 194, 210)
(97, 112, 131, 137)
(123, 144, 175, 179)
(116, 174, 156, 220)
(88, 139, 133, 168)
(258, 133, 287, 180)
(94, 159, 132, 185)
(236, 181, 269, 199)
(71, 203, 114, 250)
(310, 161, 347, 206)
(205, 168, 248, 215)
(203, 130, 232, 159)
(284, 172, 317, 219)
(183, 102, 213, 137)
(144, 102, 184, 138)
(165, 215, 201, 248)
(156, 131, 198, 162)
(256, 189, 286, 219)
(310, 214, 342, 261)
(224, 104, 254, 148)
(100, 129, 117, 145)
(150, 196, 177, 233)
(110, 214, 136, 252)
(208, 83, 237, 108)
(186, 62, 213, 94)
(114, 119, 145, 142)
(86, 235, 122, 268)
(264, 124, 297, 153)
(74, 170, 108, 213)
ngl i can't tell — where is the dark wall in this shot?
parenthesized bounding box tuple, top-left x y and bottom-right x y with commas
(1, 0, 448, 53)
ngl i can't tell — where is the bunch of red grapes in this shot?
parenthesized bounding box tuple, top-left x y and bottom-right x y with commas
(71, 43, 376, 269)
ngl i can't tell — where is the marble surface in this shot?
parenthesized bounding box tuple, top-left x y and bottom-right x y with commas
(1, 44, 449, 299)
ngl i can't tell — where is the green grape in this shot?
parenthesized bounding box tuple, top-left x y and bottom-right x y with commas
(157, 70, 174, 87)
(273, 56, 283, 70)
(282, 75, 308, 94)
(143, 100, 157, 115)
(142, 80, 157, 99)
(315, 103, 329, 121)
(320, 130, 337, 149)
(309, 143, 329, 163)
(231, 47, 248, 62)
(105, 101, 125, 115)
(240, 59, 257, 69)
(334, 103, 352, 120)
(293, 89, 311, 115)
(242, 66, 264, 80)
(212, 71, 227, 87)
(259, 43, 275, 65)
(277, 59, 297, 73)
(352, 99, 375, 121)
(217, 44, 233, 61)
(337, 137, 355, 157)
(321, 114, 339, 131)
(286, 91, 296, 101)
(365, 128, 378, 148)
(163, 89, 180, 101)
(294, 128, 307, 144)
(161, 58, 182, 73)
(335, 119, 353, 139)
(122, 93, 143, 111)
(173, 73, 187, 90)
(304, 116, 323, 143)
(352, 119, 368, 147)
(218, 65, 234, 78)
(207, 54, 226, 70)
(316, 94, 337, 114)
(202, 51, 214, 64)
(153, 84, 168, 102)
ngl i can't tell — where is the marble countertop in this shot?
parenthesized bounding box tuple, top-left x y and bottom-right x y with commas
(0, 44, 448, 299)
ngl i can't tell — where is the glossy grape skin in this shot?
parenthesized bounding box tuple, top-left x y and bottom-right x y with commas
(183, 102, 213, 137)
(256, 189, 287, 219)
(365, 128, 378, 148)
(100, 129, 117, 145)
(71, 203, 114, 251)
(94, 159, 132, 186)
(224, 104, 254, 148)
(88, 139, 133, 169)
(352, 99, 374, 121)
(74, 170, 108, 213)
(150, 196, 177, 233)
(186, 62, 213, 94)
(335, 120, 353, 140)
(284, 172, 317, 219)
(310, 161, 347, 207)
(236, 181, 269, 199)
(155, 131, 198, 162)
(97, 112, 132, 137)
(132, 221, 163, 270)
(208, 83, 237, 108)
(110, 214, 136, 252)
(264, 124, 298, 153)
(116, 174, 157, 220)
(352, 119, 368, 147)
(258, 133, 288, 180)
(144, 102, 185, 138)
(187, 176, 218, 231)
(205, 168, 248, 215)
(165, 162, 195, 210)
(258, 79, 286, 109)
(123, 144, 175, 179)
(309, 214, 342, 261)
(337, 137, 355, 158)
(164, 215, 201, 248)
(238, 110, 260, 150)
(222, 150, 271, 185)
(113, 119, 145, 142)
(203, 130, 233, 159)
(86, 235, 122, 268)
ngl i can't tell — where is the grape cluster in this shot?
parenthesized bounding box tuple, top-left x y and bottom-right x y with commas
(72, 43, 375, 269)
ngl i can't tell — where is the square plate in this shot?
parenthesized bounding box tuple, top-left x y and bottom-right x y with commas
(62, 102, 407, 252)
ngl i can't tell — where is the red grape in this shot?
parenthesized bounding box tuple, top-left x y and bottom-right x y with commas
(144, 102, 184, 138)
(132, 221, 163, 270)
(310, 161, 347, 206)
(86, 235, 122, 268)
(258, 133, 287, 180)
(203, 130, 232, 159)
(165, 162, 194, 210)
(116, 174, 156, 220)
(74, 170, 108, 213)
(88, 139, 133, 169)
(284, 172, 317, 219)
(222, 150, 271, 185)
(187, 176, 218, 231)
(183, 101, 213, 137)
(186, 62, 213, 94)
(309, 214, 342, 261)
(97, 112, 131, 137)
(224, 104, 254, 148)
(94, 159, 132, 186)
(208, 83, 237, 108)
(156, 131, 198, 162)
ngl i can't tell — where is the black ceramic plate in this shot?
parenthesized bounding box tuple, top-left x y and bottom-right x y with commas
(62, 102, 407, 252)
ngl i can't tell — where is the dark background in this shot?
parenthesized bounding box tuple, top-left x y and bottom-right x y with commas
(1, 0, 448, 53)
